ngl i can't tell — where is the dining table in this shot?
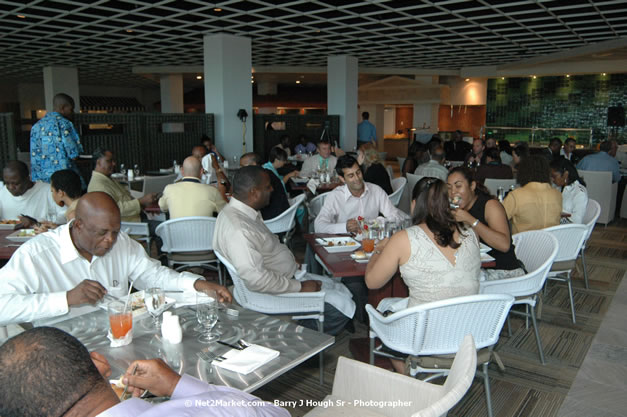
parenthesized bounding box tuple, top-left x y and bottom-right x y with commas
(51, 303, 334, 394)
(289, 178, 342, 193)
(0, 228, 23, 261)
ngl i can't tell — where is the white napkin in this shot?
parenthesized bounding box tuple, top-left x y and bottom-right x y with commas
(166, 290, 199, 307)
(107, 328, 133, 347)
(307, 179, 319, 194)
(214, 344, 280, 375)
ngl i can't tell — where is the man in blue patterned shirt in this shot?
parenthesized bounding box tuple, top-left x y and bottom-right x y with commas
(30, 93, 84, 184)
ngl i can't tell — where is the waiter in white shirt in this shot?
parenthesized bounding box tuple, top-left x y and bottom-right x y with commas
(0, 192, 231, 326)
(315, 155, 409, 234)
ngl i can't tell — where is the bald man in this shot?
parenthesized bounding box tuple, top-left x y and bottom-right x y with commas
(158, 156, 226, 218)
(0, 192, 231, 326)
(30, 93, 84, 184)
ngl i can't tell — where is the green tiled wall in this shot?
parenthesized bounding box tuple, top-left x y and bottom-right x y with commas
(487, 74, 626, 145)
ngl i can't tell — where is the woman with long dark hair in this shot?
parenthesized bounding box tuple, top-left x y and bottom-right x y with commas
(550, 158, 588, 224)
(447, 167, 525, 280)
(365, 177, 481, 373)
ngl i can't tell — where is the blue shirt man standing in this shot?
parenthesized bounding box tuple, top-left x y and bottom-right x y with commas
(30, 93, 84, 184)
(357, 111, 377, 148)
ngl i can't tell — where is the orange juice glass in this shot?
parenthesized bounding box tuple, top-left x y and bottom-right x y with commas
(108, 300, 132, 339)
(362, 238, 375, 253)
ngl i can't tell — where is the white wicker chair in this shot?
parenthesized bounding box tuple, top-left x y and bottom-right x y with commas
(400, 173, 424, 214)
(367, 294, 515, 417)
(215, 251, 327, 384)
(264, 194, 305, 247)
(483, 178, 517, 196)
(155, 216, 223, 285)
(389, 177, 407, 207)
(308, 192, 328, 232)
(121, 221, 151, 253)
(579, 170, 617, 225)
(580, 199, 601, 289)
(543, 224, 588, 323)
(480, 230, 558, 365)
(304, 335, 478, 417)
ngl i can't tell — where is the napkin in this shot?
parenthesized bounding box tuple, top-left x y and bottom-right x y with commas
(166, 290, 199, 307)
(107, 328, 133, 347)
(214, 344, 280, 375)
(307, 179, 319, 194)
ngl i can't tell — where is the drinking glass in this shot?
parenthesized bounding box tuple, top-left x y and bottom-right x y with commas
(133, 164, 140, 177)
(196, 290, 219, 343)
(119, 164, 126, 177)
(144, 288, 165, 329)
(108, 300, 132, 340)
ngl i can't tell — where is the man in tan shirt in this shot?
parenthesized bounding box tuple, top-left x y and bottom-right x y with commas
(87, 149, 157, 222)
(213, 166, 355, 335)
(159, 156, 226, 219)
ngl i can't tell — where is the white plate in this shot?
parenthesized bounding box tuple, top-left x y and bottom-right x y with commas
(291, 177, 309, 184)
(317, 237, 360, 253)
(481, 253, 495, 263)
(480, 243, 492, 253)
(0, 222, 18, 230)
(6, 229, 36, 242)
(99, 290, 175, 319)
(111, 173, 125, 179)
(350, 252, 372, 263)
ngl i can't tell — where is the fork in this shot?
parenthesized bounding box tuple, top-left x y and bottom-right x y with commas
(197, 350, 225, 363)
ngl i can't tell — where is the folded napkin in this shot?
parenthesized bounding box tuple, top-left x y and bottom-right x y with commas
(307, 179, 320, 194)
(166, 290, 200, 307)
(214, 344, 280, 375)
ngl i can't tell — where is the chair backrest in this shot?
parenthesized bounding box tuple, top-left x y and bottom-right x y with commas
(582, 199, 601, 241)
(121, 221, 149, 237)
(543, 224, 588, 263)
(578, 170, 616, 225)
(414, 335, 478, 417)
(155, 216, 216, 253)
(389, 177, 407, 207)
(366, 294, 514, 356)
(400, 173, 424, 214)
(142, 173, 177, 195)
(396, 157, 406, 170)
(480, 230, 558, 297)
(386, 165, 394, 180)
(215, 250, 324, 315)
(483, 178, 517, 196)
(308, 192, 328, 220)
(264, 193, 305, 234)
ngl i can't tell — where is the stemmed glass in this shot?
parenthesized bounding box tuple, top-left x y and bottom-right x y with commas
(133, 164, 140, 177)
(144, 287, 165, 329)
(196, 290, 219, 343)
(119, 164, 126, 177)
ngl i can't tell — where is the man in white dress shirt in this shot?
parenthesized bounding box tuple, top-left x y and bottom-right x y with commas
(0, 327, 288, 417)
(0, 160, 65, 227)
(315, 155, 409, 234)
(299, 139, 337, 177)
(214, 166, 355, 335)
(0, 192, 231, 326)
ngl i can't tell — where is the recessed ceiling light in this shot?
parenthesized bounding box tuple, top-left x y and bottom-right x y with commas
(465, 78, 470, 82)
(532, 75, 537, 79)
(16, 14, 25, 18)
(126, 29, 133, 33)
(566, 74, 570, 78)
(295, 80, 301, 84)
(196, 75, 202, 80)
(214, 8, 222, 12)
(251, 80, 254, 83)
(602, 73, 607, 76)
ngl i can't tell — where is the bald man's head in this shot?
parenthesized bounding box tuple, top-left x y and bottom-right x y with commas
(72, 192, 121, 259)
(240, 152, 262, 167)
(182, 156, 202, 178)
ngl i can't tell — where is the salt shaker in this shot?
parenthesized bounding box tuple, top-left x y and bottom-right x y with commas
(161, 312, 183, 344)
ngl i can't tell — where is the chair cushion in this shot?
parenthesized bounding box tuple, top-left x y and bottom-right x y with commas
(303, 395, 387, 417)
(550, 260, 576, 272)
(167, 251, 216, 262)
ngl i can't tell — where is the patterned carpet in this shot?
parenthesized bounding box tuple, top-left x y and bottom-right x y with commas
(251, 219, 627, 417)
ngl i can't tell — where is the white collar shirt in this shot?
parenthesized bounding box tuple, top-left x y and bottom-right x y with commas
(0, 181, 65, 223)
(0, 222, 199, 326)
(314, 182, 410, 233)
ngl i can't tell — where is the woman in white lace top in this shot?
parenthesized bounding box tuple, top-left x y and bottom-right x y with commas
(365, 177, 481, 373)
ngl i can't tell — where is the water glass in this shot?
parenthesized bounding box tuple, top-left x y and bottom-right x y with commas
(144, 288, 165, 329)
(133, 164, 140, 177)
(196, 290, 219, 343)
(119, 164, 126, 176)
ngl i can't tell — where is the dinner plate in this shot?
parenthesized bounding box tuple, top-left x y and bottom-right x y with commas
(480, 243, 492, 254)
(111, 173, 125, 179)
(291, 177, 309, 184)
(6, 229, 36, 242)
(350, 252, 372, 263)
(481, 253, 495, 263)
(98, 290, 175, 319)
(0, 222, 18, 230)
(317, 237, 360, 253)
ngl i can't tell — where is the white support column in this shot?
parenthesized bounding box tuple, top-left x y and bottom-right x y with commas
(203, 34, 253, 160)
(160, 74, 184, 132)
(43, 66, 79, 113)
(327, 55, 358, 151)
(412, 103, 439, 135)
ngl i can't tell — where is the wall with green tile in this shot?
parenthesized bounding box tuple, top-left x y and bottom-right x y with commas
(486, 74, 626, 145)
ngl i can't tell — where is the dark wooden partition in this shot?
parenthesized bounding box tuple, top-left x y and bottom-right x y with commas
(0, 113, 17, 168)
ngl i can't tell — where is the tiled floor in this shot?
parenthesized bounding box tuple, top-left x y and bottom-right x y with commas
(557, 271, 627, 417)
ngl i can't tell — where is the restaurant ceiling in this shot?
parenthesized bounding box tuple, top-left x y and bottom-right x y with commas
(0, 0, 626, 87)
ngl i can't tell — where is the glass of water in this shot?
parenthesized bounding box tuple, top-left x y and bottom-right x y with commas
(133, 164, 140, 177)
(196, 290, 219, 343)
(144, 287, 165, 329)
(119, 163, 126, 176)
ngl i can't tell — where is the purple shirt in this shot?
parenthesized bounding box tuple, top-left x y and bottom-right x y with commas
(98, 374, 289, 417)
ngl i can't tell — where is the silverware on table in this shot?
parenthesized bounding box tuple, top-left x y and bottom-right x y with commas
(217, 340, 243, 350)
(121, 364, 138, 399)
(197, 350, 225, 362)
